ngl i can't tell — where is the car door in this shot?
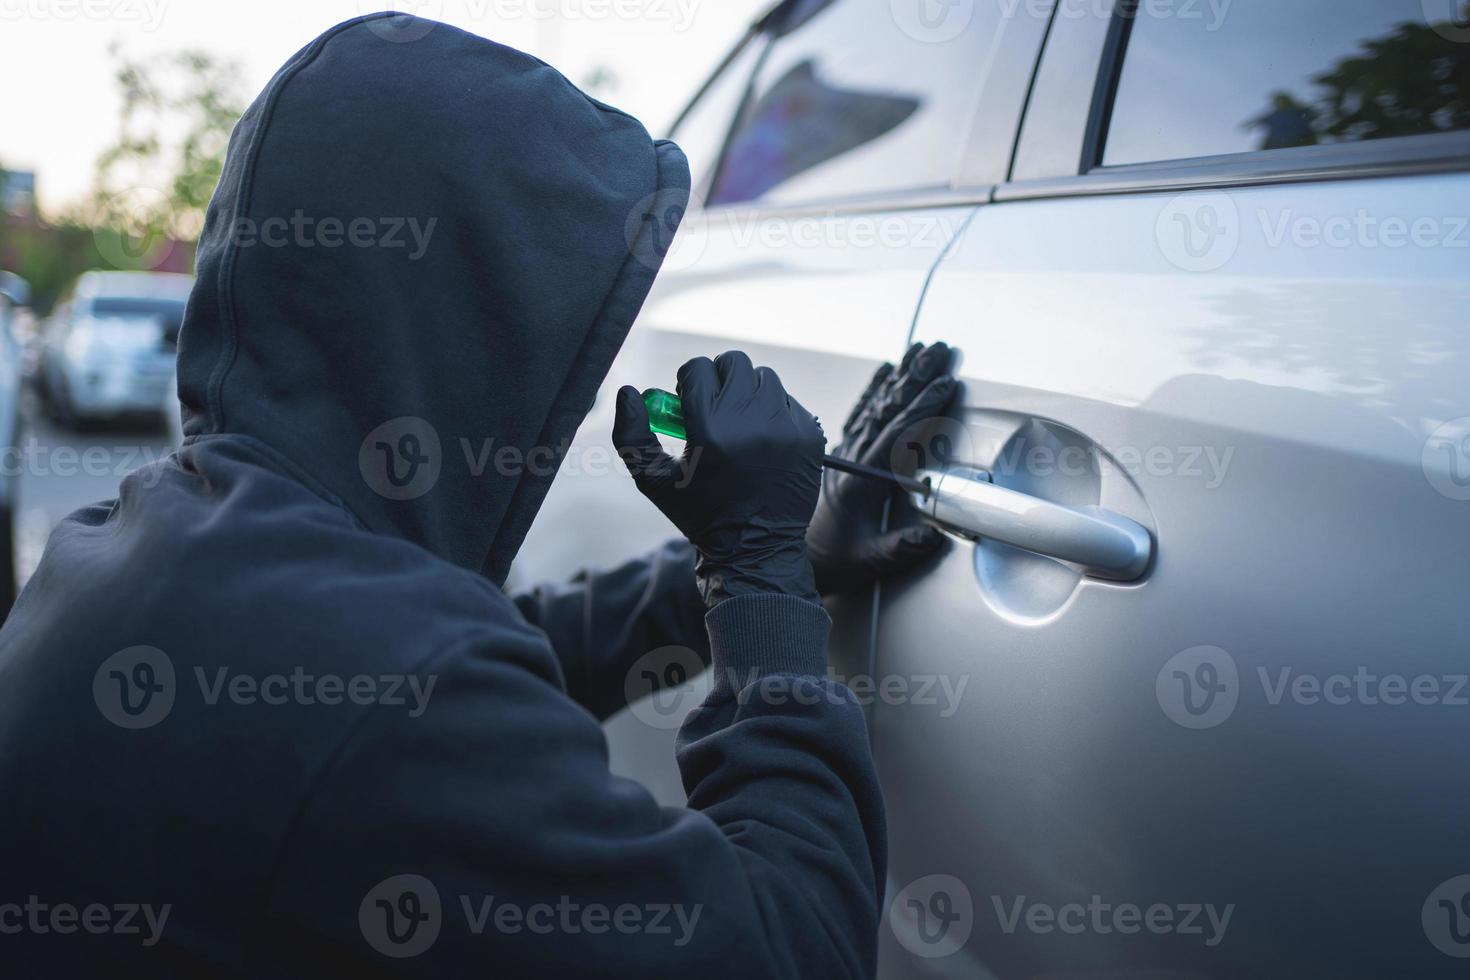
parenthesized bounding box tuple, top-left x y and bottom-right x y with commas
(873, 1, 1470, 977)
(510, 0, 1053, 804)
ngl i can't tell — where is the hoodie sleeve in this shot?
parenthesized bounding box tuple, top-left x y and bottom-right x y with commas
(510, 539, 711, 720)
(250, 594, 885, 980)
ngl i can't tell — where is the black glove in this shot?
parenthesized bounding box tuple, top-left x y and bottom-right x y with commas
(807, 342, 957, 596)
(613, 351, 825, 608)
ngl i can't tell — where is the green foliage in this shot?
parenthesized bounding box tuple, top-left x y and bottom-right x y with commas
(74, 44, 245, 246)
(0, 221, 98, 315)
(1244, 20, 1470, 151)
(1313, 21, 1470, 142)
(1, 46, 239, 311)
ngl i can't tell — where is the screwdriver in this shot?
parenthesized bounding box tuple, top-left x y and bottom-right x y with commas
(641, 388, 931, 498)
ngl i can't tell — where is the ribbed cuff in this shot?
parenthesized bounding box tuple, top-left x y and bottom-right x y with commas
(704, 593, 831, 700)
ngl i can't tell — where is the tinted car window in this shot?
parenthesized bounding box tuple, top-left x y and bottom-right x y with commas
(668, 36, 768, 196)
(1104, 0, 1470, 166)
(90, 298, 187, 320)
(706, 0, 1000, 207)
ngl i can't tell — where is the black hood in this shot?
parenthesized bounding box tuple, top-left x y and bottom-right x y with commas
(177, 13, 688, 583)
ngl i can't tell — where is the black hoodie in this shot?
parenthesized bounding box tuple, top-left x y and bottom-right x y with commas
(0, 14, 885, 980)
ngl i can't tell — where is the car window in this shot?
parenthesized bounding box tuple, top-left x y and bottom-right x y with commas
(706, 0, 1001, 207)
(90, 298, 188, 320)
(1104, 0, 1470, 166)
(668, 34, 768, 197)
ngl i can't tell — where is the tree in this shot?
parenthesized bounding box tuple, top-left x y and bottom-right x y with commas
(73, 45, 245, 267)
(1312, 21, 1470, 142)
(1242, 20, 1470, 151)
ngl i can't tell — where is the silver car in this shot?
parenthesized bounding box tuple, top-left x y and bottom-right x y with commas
(38, 271, 193, 427)
(518, 0, 1470, 975)
(0, 271, 28, 614)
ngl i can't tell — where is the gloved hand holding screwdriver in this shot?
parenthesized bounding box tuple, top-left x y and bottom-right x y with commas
(613, 350, 825, 607)
(613, 342, 957, 606)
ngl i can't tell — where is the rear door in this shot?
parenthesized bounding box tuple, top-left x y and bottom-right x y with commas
(874, 2, 1470, 976)
(512, 0, 1052, 803)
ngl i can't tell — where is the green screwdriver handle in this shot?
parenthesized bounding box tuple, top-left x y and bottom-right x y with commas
(638, 387, 930, 498)
(641, 388, 687, 440)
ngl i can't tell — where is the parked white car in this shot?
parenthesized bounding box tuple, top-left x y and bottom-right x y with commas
(517, 1, 1470, 976)
(38, 271, 193, 427)
(0, 271, 29, 615)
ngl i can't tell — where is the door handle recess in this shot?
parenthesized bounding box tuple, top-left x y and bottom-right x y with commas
(911, 467, 1153, 582)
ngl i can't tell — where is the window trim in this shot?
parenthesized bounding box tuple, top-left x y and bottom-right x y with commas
(1077, 0, 1137, 176)
(1004, 0, 1470, 202)
(665, 22, 772, 205)
(690, 186, 994, 221)
(999, 131, 1470, 202)
(665, 24, 762, 141)
(674, 0, 1051, 216)
(1008, 0, 1116, 183)
(952, 0, 1059, 189)
(698, 34, 774, 207)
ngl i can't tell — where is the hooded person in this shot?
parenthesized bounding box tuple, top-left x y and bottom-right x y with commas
(0, 13, 955, 978)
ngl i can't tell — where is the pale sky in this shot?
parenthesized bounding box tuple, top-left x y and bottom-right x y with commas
(0, 0, 767, 215)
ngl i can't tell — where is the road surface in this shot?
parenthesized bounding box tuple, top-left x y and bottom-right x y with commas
(13, 396, 173, 587)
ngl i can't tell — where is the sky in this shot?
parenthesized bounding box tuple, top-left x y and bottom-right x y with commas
(0, 0, 767, 215)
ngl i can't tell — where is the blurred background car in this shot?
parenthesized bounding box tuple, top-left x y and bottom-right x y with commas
(0, 271, 31, 615)
(164, 373, 184, 448)
(35, 270, 192, 429)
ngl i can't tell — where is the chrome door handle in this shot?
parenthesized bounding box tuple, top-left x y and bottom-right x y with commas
(912, 467, 1153, 582)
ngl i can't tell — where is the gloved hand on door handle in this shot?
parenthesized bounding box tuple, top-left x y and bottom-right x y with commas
(807, 341, 958, 596)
